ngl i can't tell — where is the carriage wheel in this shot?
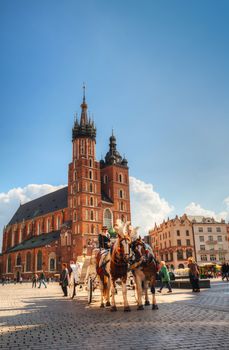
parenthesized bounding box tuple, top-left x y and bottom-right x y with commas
(69, 274, 76, 299)
(87, 277, 93, 304)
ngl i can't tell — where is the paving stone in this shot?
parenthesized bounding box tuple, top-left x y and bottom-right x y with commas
(0, 281, 229, 349)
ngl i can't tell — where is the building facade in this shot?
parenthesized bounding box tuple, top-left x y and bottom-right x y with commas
(149, 214, 229, 269)
(0, 91, 131, 279)
(188, 216, 229, 266)
(149, 214, 194, 270)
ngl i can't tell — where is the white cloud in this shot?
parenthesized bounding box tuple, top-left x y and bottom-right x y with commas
(129, 176, 174, 235)
(185, 202, 229, 222)
(0, 184, 65, 250)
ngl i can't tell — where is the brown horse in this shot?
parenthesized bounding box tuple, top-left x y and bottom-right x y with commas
(129, 227, 159, 310)
(109, 221, 132, 312)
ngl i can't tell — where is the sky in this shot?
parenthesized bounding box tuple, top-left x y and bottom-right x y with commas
(0, 0, 229, 246)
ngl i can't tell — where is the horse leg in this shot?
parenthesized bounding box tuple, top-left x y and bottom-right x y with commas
(99, 278, 105, 308)
(110, 279, 117, 312)
(135, 274, 144, 310)
(105, 277, 111, 307)
(122, 278, 131, 312)
(151, 280, 158, 310)
(145, 281, 150, 306)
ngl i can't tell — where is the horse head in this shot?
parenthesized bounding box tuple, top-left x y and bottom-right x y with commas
(113, 219, 131, 263)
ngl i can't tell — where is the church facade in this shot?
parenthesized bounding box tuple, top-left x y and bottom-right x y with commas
(0, 91, 131, 279)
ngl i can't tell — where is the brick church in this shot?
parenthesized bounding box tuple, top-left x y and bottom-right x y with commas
(0, 90, 131, 279)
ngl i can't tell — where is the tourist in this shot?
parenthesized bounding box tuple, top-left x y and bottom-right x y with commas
(38, 270, 47, 288)
(60, 263, 69, 297)
(32, 273, 38, 288)
(157, 261, 172, 293)
(188, 257, 200, 292)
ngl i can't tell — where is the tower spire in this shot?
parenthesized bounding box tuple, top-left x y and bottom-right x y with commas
(80, 82, 88, 126)
(83, 82, 86, 103)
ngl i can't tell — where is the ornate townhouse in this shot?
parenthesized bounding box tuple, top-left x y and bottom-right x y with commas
(0, 90, 131, 280)
(149, 214, 194, 270)
(188, 216, 229, 266)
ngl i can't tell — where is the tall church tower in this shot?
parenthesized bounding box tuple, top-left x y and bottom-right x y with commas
(68, 87, 102, 256)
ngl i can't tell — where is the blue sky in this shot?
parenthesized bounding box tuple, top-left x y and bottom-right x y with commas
(0, 0, 229, 221)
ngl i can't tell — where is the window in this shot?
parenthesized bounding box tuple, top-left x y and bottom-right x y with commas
(89, 170, 93, 179)
(56, 216, 61, 229)
(217, 236, 222, 242)
(186, 230, 189, 236)
(120, 202, 124, 211)
(170, 252, 173, 261)
(90, 210, 94, 221)
(201, 255, 207, 261)
(89, 159, 93, 167)
(207, 227, 212, 233)
(50, 258, 55, 271)
(177, 250, 183, 260)
(210, 255, 216, 261)
(165, 253, 168, 262)
(186, 239, 191, 246)
(90, 183, 93, 193)
(177, 230, 180, 236)
(119, 189, 123, 198)
(16, 253, 21, 266)
(200, 245, 205, 251)
(219, 252, 225, 261)
(26, 252, 31, 272)
(104, 175, 108, 184)
(208, 236, 213, 242)
(119, 174, 123, 183)
(7, 255, 12, 273)
(90, 197, 93, 206)
(216, 227, 221, 233)
(199, 236, 204, 242)
(37, 251, 42, 271)
(73, 211, 77, 222)
(103, 209, 113, 229)
(177, 239, 181, 246)
(169, 240, 171, 247)
(46, 219, 51, 232)
(186, 249, 192, 258)
(198, 227, 203, 232)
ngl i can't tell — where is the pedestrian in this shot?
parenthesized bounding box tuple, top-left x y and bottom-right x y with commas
(32, 273, 38, 288)
(38, 270, 47, 288)
(226, 263, 229, 282)
(157, 261, 172, 293)
(188, 257, 200, 292)
(19, 276, 23, 284)
(60, 263, 69, 297)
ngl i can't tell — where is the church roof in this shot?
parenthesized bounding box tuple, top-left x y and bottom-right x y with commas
(8, 187, 68, 226)
(7, 230, 61, 253)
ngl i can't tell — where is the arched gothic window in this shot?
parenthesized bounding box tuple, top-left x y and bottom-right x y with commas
(7, 255, 12, 273)
(16, 253, 22, 266)
(26, 252, 31, 272)
(103, 209, 113, 229)
(37, 250, 42, 271)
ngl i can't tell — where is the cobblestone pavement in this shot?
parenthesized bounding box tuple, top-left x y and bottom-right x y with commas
(0, 280, 229, 350)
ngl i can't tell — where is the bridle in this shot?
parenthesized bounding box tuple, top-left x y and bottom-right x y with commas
(111, 236, 131, 266)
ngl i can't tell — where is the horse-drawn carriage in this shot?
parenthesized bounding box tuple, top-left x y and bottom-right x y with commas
(69, 220, 159, 311)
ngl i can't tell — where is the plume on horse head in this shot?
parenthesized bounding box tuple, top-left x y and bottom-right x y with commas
(114, 219, 129, 239)
(128, 225, 140, 242)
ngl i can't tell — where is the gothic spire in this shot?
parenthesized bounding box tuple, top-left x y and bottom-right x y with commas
(80, 83, 88, 126)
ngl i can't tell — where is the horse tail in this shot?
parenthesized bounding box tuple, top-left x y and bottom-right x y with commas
(100, 275, 108, 296)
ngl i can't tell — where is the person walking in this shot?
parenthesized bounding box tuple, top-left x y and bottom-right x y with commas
(32, 273, 38, 288)
(157, 261, 172, 293)
(60, 263, 69, 297)
(188, 257, 200, 292)
(38, 271, 47, 288)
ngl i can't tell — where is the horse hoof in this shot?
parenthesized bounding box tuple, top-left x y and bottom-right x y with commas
(152, 304, 159, 310)
(110, 306, 117, 312)
(137, 305, 144, 310)
(100, 303, 105, 308)
(145, 301, 150, 306)
(124, 306, 131, 312)
(106, 301, 111, 307)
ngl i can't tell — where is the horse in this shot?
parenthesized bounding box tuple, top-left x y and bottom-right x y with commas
(109, 220, 132, 312)
(128, 226, 159, 310)
(85, 248, 111, 308)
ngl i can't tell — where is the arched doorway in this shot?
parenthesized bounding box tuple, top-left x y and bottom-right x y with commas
(178, 263, 185, 269)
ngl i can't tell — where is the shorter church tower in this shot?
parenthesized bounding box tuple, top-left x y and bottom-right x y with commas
(100, 131, 131, 227)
